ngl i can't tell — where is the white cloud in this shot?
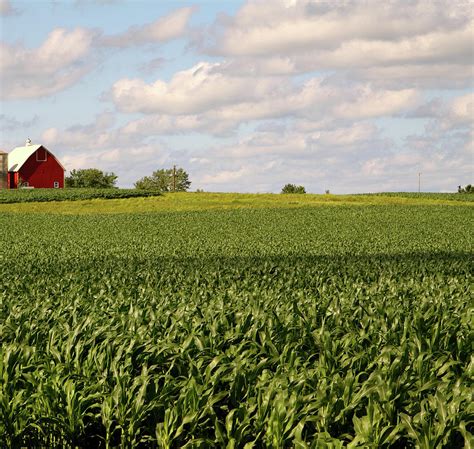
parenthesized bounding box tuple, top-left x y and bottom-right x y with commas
(290, 27, 473, 69)
(351, 64, 474, 90)
(110, 62, 284, 114)
(450, 92, 474, 125)
(215, 57, 297, 77)
(42, 112, 117, 150)
(409, 92, 474, 131)
(110, 63, 421, 135)
(36, 106, 472, 192)
(196, 0, 473, 88)
(41, 113, 174, 186)
(202, 167, 250, 184)
(208, 0, 470, 56)
(315, 122, 377, 146)
(209, 120, 382, 160)
(0, 7, 195, 100)
(183, 111, 471, 193)
(100, 7, 195, 47)
(0, 28, 97, 99)
(333, 87, 420, 120)
(3, 0, 471, 193)
(122, 114, 210, 135)
(435, 93, 474, 135)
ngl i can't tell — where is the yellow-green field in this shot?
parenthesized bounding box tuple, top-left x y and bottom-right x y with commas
(0, 191, 472, 214)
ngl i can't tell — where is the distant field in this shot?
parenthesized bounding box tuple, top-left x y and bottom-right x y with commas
(0, 187, 162, 204)
(358, 191, 474, 202)
(1, 201, 472, 448)
(0, 191, 472, 214)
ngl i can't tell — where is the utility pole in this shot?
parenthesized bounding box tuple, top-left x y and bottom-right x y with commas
(418, 172, 422, 193)
(173, 165, 176, 192)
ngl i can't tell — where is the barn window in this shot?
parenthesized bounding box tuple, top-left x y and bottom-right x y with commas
(36, 148, 47, 161)
(53, 181, 59, 188)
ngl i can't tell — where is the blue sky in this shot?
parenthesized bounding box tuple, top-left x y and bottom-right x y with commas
(1, 0, 472, 192)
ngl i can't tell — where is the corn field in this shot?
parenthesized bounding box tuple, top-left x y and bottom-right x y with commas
(0, 205, 472, 448)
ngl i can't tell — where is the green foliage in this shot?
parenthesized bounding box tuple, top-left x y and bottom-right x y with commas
(1, 191, 473, 210)
(135, 167, 191, 192)
(0, 205, 472, 447)
(65, 168, 118, 188)
(281, 183, 306, 194)
(0, 188, 162, 204)
(458, 184, 473, 193)
(366, 192, 474, 202)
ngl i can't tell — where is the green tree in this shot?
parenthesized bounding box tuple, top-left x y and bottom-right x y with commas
(458, 184, 473, 193)
(281, 183, 306, 194)
(135, 167, 191, 192)
(65, 169, 118, 188)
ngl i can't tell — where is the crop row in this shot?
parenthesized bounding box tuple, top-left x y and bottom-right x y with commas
(0, 188, 162, 204)
(362, 192, 474, 202)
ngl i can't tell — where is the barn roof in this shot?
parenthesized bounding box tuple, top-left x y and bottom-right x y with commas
(8, 144, 65, 172)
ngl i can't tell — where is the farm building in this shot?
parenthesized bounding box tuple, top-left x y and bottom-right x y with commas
(0, 140, 65, 189)
(0, 150, 7, 189)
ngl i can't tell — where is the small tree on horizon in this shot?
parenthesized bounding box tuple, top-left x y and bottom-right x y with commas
(65, 169, 117, 188)
(281, 183, 306, 194)
(458, 184, 473, 193)
(135, 167, 191, 192)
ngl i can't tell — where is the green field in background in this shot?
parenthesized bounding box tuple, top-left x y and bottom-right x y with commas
(0, 203, 472, 447)
(0, 188, 162, 204)
(0, 191, 472, 214)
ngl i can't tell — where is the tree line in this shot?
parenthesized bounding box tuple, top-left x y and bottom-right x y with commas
(66, 168, 307, 193)
(65, 167, 191, 191)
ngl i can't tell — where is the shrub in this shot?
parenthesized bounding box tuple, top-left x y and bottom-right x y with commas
(135, 167, 191, 192)
(281, 183, 306, 194)
(458, 184, 473, 193)
(65, 169, 117, 188)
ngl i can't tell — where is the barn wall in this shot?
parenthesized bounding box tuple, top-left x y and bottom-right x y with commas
(19, 148, 64, 188)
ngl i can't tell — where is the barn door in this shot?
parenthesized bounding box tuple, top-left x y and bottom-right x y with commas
(9, 172, 16, 189)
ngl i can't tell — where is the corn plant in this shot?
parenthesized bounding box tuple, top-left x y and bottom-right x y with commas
(0, 204, 472, 447)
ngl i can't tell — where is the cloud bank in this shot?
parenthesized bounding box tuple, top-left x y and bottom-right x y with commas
(2, 0, 472, 192)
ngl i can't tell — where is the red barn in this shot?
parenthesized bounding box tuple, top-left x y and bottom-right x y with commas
(7, 142, 65, 189)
